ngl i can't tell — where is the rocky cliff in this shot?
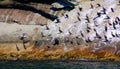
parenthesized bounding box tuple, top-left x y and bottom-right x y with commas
(0, 0, 120, 61)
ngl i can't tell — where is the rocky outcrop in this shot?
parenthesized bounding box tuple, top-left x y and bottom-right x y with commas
(0, 4, 52, 25)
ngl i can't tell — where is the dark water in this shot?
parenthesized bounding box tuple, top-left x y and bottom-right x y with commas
(0, 60, 120, 69)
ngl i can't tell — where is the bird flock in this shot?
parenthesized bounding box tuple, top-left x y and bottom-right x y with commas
(26, 0, 120, 46)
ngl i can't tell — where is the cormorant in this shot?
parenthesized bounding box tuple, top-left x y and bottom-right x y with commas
(90, 4, 94, 9)
(79, 7, 82, 11)
(97, 3, 101, 7)
(55, 19, 60, 23)
(59, 27, 63, 33)
(111, 32, 115, 37)
(45, 25, 49, 30)
(20, 33, 27, 40)
(77, 16, 81, 21)
(80, 31, 84, 37)
(111, 8, 114, 12)
(105, 26, 107, 32)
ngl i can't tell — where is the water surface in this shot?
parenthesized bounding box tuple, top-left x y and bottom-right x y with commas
(0, 60, 120, 69)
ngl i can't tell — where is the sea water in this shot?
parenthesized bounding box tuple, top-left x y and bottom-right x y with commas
(0, 60, 120, 69)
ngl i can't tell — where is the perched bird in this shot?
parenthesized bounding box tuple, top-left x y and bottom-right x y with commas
(111, 8, 114, 12)
(102, 7, 106, 14)
(97, 3, 101, 7)
(80, 31, 84, 37)
(113, 23, 116, 29)
(87, 24, 91, 29)
(85, 15, 90, 23)
(69, 31, 72, 35)
(105, 15, 110, 19)
(116, 17, 120, 21)
(105, 26, 108, 32)
(77, 12, 80, 16)
(86, 15, 89, 19)
(59, 27, 63, 33)
(86, 29, 90, 33)
(108, 22, 112, 26)
(85, 37, 91, 43)
(115, 33, 119, 37)
(20, 33, 28, 50)
(20, 33, 27, 40)
(53, 38, 59, 45)
(95, 32, 102, 39)
(79, 7, 82, 11)
(65, 14, 69, 18)
(90, 4, 94, 9)
(55, 19, 60, 23)
(97, 12, 101, 17)
(45, 25, 49, 30)
(111, 32, 115, 37)
(93, 28, 96, 32)
(115, 20, 118, 25)
(86, 18, 90, 23)
(104, 35, 109, 42)
(77, 16, 81, 21)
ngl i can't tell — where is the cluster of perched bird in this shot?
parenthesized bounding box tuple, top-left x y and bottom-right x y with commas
(19, 0, 120, 47)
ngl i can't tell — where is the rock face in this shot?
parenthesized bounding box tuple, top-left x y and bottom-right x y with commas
(0, 4, 52, 25)
(0, 0, 120, 45)
(1, 0, 120, 61)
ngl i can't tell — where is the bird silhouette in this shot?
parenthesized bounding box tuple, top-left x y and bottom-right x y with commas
(77, 12, 80, 16)
(105, 26, 108, 32)
(69, 31, 72, 35)
(16, 44, 20, 51)
(115, 33, 119, 37)
(80, 31, 84, 37)
(79, 7, 82, 11)
(97, 12, 101, 17)
(53, 38, 59, 45)
(85, 37, 91, 43)
(113, 23, 116, 29)
(45, 25, 49, 30)
(55, 19, 60, 23)
(105, 15, 110, 19)
(102, 7, 107, 14)
(111, 32, 115, 37)
(77, 16, 81, 21)
(59, 27, 63, 33)
(96, 32, 102, 39)
(116, 17, 120, 21)
(97, 3, 101, 7)
(104, 35, 109, 42)
(111, 8, 114, 12)
(90, 4, 94, 9)
(87, 24, 91, 29)
(65, 14, 69, 18)
(20, 33, 27, 40)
